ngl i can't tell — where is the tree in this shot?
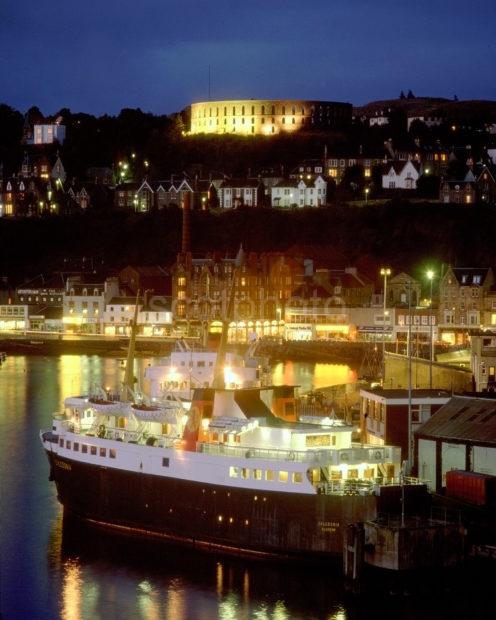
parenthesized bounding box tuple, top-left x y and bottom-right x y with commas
(399, 91, 406, 100)
(407, 90, 415, 99)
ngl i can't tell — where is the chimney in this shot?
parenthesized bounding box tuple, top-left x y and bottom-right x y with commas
(181, 191, 191, 253)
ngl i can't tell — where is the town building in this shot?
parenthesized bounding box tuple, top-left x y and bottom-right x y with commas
(439, 180, 476, 204)
(189, 99, 352, 136)
(360, 388, 451, 462)
(0, 304, 29, 330)
(271, 176, 327, 207)
(382, 160, 421, 190)
(217, 179, 264, 208)
(438, 266, 494, 345)
(102, 297, 172, 337)
(407, 115, 444, 131)
(171, 247, 302, 341)
(62, 276, 120, 334)
(16, 275, 66, 307)
(470, 331, 496, 392)
(325, 153, 387, 185)
(28, 122, 66, 145)
(415, 395, 496, 491)
(387, 272, 421, 307)
(476, 165, 496, 205)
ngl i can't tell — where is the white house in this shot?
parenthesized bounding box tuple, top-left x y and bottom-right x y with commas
(30, 123, 66, 145)
(382, 161, 421, 190)
(271, 175, 327, 207)
(217, 179, 262, 208)
(407, 116, 443, 131)
(0, 305, 29, 330)
(103, 298, 172, 336)
(63, 277, 120, 334)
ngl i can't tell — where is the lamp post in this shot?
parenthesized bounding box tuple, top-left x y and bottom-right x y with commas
(380, 267, 391, 383)
(364, 187, 370, 203)
(427, 270, 435, 389)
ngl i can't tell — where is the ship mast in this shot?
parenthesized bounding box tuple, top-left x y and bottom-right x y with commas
(122, 290, 141, 400)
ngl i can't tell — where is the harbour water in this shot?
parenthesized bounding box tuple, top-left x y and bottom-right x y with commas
(0, 355, 492, 619)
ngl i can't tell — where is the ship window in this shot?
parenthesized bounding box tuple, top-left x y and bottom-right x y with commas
(59, 439, 64, 447)
(364, 468, 374, 478)
(253, 469, 262, 480)
(265, 470, 275, 481)
(91, 446, 97, 455)
(292, 472, 303, 483)
(331, 470, 342, 480)
(279, 471, 288, 483)
(66, 441, 71, 449)
(73, 443, 79, 452)
(110, 449, 116, 459)
(229, 466, 239, 478)
(348, 468, 358, 479)
(162, 457, 169, 467)
(100, 448, 106, 457)
(82, 444, 88, 454)
(241, 468, 249, 479)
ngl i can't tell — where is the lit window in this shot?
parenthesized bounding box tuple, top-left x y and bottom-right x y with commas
(229, 466, 239, 478)
(265, 470, 275, 481)
(292, 472, 303, 483)
(253, 469, 262, 480)
(278, 471, 288, 483)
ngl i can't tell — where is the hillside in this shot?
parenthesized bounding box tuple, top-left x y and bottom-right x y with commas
(2, 202, 496, 286)
(354, 97, 496, 121)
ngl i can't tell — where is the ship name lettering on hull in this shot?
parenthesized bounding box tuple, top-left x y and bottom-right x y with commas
(54, 459, 72, 471)
(318, 520, 340, 533)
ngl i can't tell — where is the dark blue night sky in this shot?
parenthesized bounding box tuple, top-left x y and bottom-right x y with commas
(1, 0, 495, 116)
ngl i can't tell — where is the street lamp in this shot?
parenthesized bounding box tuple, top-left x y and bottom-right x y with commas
(427, 269, 435, 388)
(364, 187, 370, 203)
(380, 267, 391, 383)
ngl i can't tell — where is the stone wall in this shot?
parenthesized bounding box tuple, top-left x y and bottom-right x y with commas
(384, 352, 472, 391)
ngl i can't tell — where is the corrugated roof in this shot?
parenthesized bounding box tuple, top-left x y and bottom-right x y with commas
(364, 388, 451, 400)
(416, 395, 496, 445)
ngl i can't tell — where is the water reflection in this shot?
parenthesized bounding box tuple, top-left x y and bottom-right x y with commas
(2, 355, 490, 620)
(54, 515, 348, 620)
(270, 361, 357, 393)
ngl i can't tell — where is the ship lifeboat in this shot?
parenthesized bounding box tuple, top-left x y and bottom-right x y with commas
(130, 402, 180, 423)
(88, 397, 120, 414)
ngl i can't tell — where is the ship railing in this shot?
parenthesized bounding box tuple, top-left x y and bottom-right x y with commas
(57, 418, 179, 448)
(317, 479, 376, 496)
(196, 442, 397, 465)
(197, 442, 315, 463)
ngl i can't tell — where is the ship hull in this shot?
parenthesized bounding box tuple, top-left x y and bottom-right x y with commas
(46, 450, 378, 560)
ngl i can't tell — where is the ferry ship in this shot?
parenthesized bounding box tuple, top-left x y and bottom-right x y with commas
(41, 288, 427, 560)
(41, 380, 429, 560)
